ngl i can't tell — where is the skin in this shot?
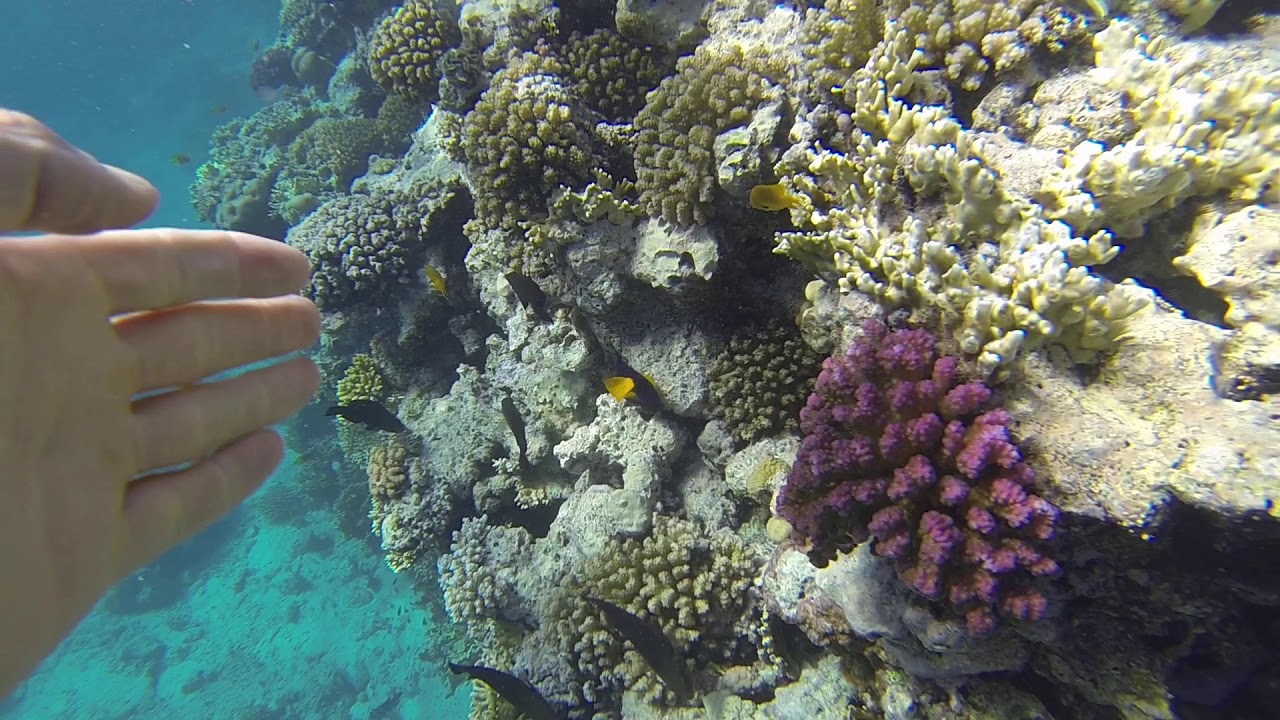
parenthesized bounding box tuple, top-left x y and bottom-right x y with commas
(0, 110, 321, 696)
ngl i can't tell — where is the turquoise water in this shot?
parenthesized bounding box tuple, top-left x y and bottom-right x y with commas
(0, 3, 467, 717)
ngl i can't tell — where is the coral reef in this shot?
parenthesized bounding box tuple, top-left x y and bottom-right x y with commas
(224, 0, 1280, 717)
(777, 320, 1060, 635)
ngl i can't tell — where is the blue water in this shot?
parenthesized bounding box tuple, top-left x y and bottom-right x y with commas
(0, 3, 467, 717)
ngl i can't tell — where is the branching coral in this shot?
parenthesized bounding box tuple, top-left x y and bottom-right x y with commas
(337, 353, 385, 405)
(708, 321, 823, 445)
(1039, 19, 1280, 238)
(534, 516, 761, 708)
(775, 22, 1148, 370)
(776, 320, 1060, 636)
(558, 28, 666, 123)
(286, 179, 460, 310)
(368, 0, 461, 101)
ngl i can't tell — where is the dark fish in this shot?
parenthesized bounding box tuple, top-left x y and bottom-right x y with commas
(568, 306, 604, 365)
(505, 272, 552, 323)
(447, 663, 561, 720)
(585, 596, 691, 701)
(170, 153, 191, 167)
(500, 395, 530, 472)
(325, 399, 407, 433)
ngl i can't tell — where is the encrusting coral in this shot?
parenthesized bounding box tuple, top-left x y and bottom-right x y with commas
(776, 320, 1060, 636)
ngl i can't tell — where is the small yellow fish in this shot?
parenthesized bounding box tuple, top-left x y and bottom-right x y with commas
(170, 153, 191, 167)
(212, 104, 229, 115)
(749, 183, 801, 212)
(604, 376, 635, 403)
(603, 367, 662, 411)
(425, 266, 448, 298)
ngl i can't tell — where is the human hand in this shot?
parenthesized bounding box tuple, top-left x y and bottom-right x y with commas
(0, 111, 321, 695)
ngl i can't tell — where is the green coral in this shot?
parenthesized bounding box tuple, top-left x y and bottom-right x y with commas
(368, 0, 461, 101)
(708, 321, 823, 445)
(337, 353, 384, 404)
(460, 52, 604, 230)
(774, 22, 1148, 371)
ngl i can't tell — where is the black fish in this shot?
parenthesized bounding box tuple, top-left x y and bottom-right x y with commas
(500, 395, 530, 472)
(568, 306, 605, 365)
(325, 399, 407, 433)
(586, 596, 691, 701)
(505, 272, 552, 323)
(447, 662, 561, 720)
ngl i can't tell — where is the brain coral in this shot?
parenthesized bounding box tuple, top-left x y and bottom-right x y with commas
(776, 320, 1060, 636)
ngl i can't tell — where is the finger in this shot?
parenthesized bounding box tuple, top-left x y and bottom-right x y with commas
(50, 228, 309, 313)
(0, 109, 158, 234)
(132, 355, 319, 472)
(121, 428, 284, 571)
(114, 295, 320, 391)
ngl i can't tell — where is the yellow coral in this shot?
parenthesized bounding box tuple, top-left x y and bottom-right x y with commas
(337, 353, 384, 405)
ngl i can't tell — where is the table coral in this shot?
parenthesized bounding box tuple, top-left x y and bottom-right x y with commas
(776, 320, 1060, 636)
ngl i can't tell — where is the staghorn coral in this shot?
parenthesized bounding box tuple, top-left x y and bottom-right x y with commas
(774, 21, 1149, 370)
(776, 320, 1060, 636)
(708, 320, 823, 445)
(1039, 19, 1280, 238)
(460, 52, 604, 229)
(368, 0, 461, 101)
(633, 13, 797, 226)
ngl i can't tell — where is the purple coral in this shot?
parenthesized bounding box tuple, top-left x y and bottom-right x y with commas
(777, 320, 1060, 635)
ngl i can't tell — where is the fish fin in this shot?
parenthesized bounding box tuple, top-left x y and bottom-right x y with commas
(603, 377, 634, 402)
(324, 405, 342, 417)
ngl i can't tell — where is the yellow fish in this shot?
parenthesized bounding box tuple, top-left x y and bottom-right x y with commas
(425, 266, 448, 298)
(603, 365, 662, 411)
(749, 183, 801, 212)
